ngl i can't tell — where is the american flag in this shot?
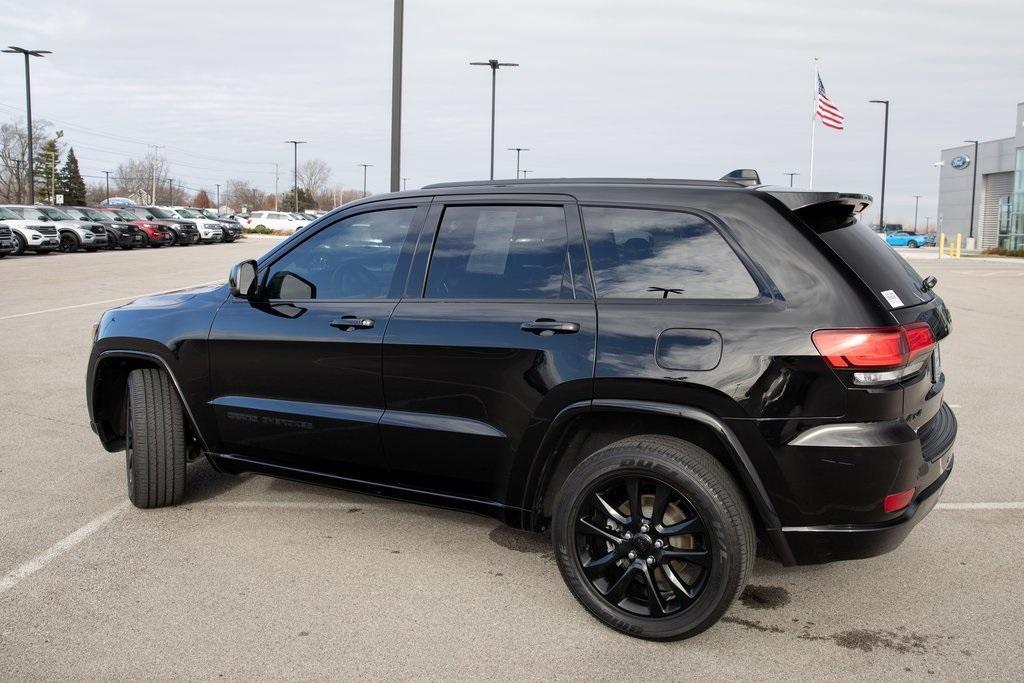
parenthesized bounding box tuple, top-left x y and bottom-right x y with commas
(815, 74, 845, 130)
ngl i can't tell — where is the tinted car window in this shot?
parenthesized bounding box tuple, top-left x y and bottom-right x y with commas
(425, 205, 571, 299)
(582, 207, 758, 299)
(265, 208, 416, 300)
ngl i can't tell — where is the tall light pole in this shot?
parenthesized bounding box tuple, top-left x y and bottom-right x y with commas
(784, 172, 799, 187)
(402, 177, 409, 191)
(507, 147, 529, 179)
(869, 99, 890, 230)
(520, 169, 532, 178)
(925, 216, 932, 233)
(359, 163, 373, 198)
(390, 0, 403, 192)
(3, 46, 50, 205)
(284, 140, 306, 212)
(964, 139, 979, 243)
(167, 178, 174, 205)
(470, 59, 518, 180)
(912, 195, 922, 232)
(103, 170, 111, 203)
(215, 183, 220, 211)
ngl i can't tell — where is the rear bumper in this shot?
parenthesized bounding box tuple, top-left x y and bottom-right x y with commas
(782, 453, 952, 564)
(779, 402, 957, 564)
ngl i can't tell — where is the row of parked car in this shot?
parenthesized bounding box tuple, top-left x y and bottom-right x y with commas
(0, 205, 260, 256)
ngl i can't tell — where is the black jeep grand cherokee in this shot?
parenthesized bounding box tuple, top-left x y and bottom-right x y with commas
(87, 174, 955, 640)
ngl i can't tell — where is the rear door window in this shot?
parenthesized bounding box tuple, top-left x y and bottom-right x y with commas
(803, 213, 932, 309)
(425, 205, 574, 299)
(581, 206, 759, 299)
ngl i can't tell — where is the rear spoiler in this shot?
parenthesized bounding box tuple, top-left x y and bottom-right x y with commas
(759, 188, 872, 215)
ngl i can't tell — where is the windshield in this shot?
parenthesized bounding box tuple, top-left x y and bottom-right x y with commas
(81, 208, 108, 221)
(16, 207, 46, 219)
(175, 208, 200, 218)
(115, 209, 140, 220)
(0, 207, 19, 220)
(147, 207, 175, 219)
(42, 207, 74, 220)
(199, 209, 219, 219)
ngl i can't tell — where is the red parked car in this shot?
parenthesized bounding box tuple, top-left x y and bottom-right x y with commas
(95, 208, 175, 247)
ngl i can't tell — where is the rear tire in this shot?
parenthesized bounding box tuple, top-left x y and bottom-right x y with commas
(909, 240, 920, 249)
(552, 435, 755, 641)
(124, 368, 187, 508)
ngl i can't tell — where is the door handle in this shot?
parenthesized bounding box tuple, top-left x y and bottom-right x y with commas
(330, 316, 375, 330)
(520, 319, 580, 334)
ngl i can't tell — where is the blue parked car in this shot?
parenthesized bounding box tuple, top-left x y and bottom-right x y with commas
(885, 231, 927, 248)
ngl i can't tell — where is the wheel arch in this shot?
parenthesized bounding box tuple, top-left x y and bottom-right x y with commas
(523, 399, 794, 564)
(90, 350, 207, 454)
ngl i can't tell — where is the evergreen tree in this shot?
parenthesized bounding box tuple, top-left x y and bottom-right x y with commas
(278, 186, 317, 212)
(60, 147, 87, 206)
(33, 131, 63, 203)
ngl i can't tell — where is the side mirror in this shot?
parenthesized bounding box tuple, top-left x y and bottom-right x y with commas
(229, 260, 258, 299)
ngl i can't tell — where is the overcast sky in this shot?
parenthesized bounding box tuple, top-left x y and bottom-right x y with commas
(1, 0, 1021, 224)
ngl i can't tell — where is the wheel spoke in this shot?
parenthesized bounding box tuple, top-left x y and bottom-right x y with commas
(576, 517, 623, 546)
(658, 516, 703, 536)
(641, 565, 667, 617)
(651, 482, 670, 527)
(582, 550, 620, 579)
(593, 492, 629, 526)
(661, 547, 710, 567)
(625, 477, 642, 524)
(603, 562, 640, 604)
(662, 564, 697, 602)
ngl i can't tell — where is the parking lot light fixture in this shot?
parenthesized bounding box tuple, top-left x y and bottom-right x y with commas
(359, 164, 373, 198)
(284, 141, 307, 212)
(471, 59, 518, 180)
(784, 172, 799, 187)
(964, 140, 979, 240)
(507, 147, 529, 179)
(520, 169, 531, 178)
(3, 46, 50, 205)
(869, 100, 890, 230)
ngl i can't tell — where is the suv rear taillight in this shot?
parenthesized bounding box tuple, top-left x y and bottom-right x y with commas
(812, 323, 935, 386)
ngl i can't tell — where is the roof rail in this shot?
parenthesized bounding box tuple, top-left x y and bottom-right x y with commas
(422, 177, 742, 190)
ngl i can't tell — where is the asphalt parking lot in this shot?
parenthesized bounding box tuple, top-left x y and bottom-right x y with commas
(1, 242, 1022, 680)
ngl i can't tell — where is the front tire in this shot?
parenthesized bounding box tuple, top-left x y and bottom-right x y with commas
(909, 240, 920, 248)
(124, 368, 187, 508)
(11, 234, 25, 255)
(59, 232, 81, 253)
(552, 435, 755, 641)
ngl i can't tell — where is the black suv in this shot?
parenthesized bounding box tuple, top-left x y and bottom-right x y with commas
(86, 175, 955, 640)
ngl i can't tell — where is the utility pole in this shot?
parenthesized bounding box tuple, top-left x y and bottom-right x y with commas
(215, 183, 220, 211)
(274, 163, 279, 211)
(470, 59, 518, 180)
(359, 164, 373, 198)
(284, 141, 306, 212)
(520, 169, 531, 178)
(912, 195, 922, 232)
(869, 99, 890, 230)
(148, 144, 163, 204)
(390, 0, 403, 192)
(103, 170, 111, 203)
(402, 177, 409, 191)
(925, 216, 932, 233)
(784, 172, 799, 187)
(964, 139, 979, 244)
(3, 47, 51, 204)
(167, 178, 174, 205)
(45, 150, 55, 204)
(507, 147, 529, 179)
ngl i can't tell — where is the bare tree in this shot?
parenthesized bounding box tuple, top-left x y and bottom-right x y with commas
(224, 179, 261, 212)
(0, 118, 51, 203)
(297, 159, 331, 201)
(193, 190, 212, 208)
(115, 151, 169, 202)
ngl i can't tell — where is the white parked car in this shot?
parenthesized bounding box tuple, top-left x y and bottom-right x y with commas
(164, 207, 223, 243)
(247, 211, 305, 233)
(2, 205, 108, 253)
(0, 206, 59, 254)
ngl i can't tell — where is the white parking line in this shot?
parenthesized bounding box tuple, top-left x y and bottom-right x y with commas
(0, 280, 223, 321)
(935, 502, 1024, 510)
(0, 502, 129, 597)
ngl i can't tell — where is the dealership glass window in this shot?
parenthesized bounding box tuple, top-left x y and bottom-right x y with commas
(265, 208, 417, 300)
(581, 207, 759, 299)
(425, 205, 572, 299)
(1005, 148, 1024, 251)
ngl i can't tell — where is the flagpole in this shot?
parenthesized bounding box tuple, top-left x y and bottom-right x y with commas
(809, 57, 818, 189)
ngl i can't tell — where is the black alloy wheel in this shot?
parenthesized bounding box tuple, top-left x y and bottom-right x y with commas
(59, 232, 80, 253)
(553, 435, 755, 640)
(573, 474, 711, 619)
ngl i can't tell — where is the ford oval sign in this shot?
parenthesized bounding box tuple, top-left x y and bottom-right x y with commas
(950, 154, 971, 170)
